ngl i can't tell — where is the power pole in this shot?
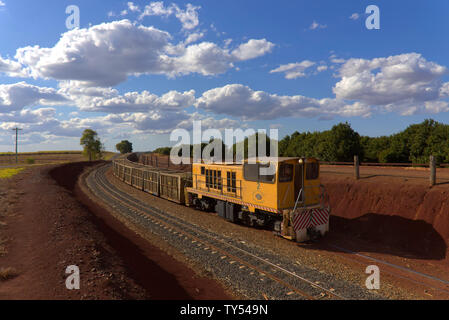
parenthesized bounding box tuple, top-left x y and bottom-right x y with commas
(12, 128, 22, 164)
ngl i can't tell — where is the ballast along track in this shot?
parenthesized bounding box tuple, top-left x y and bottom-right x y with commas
(85, 163, 379, 300)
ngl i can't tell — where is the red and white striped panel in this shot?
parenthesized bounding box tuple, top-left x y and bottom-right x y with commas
(310, 208, 329, 227)
(293, 208, 329, 232)
(293, 209, 312, 232)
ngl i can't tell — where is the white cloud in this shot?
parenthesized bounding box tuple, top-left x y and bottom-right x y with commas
(15, 20, 171, 87)
(333, 53, 448, 114)
(331, 58, 345, 64)
(59, 81, 196, 113)
(349, 13, 360, 20)
(139, 2, 200, 30)
(0, 56, 25, 77)
(127, 2, 140, 12)
(316, 65, 328, 72)
(270, 60, 315, 79)
(12, 20, 274, 86)
(184, 32, 204, 45)
(424, 101, 449, 114)
(0, 1, 5, 7)
(195, 84, 371, 120)
(231, 39, 274, 61)
(309, 21, 327, 30)
(0, 82, 68, 113)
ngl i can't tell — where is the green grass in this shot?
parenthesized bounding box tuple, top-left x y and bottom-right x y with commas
(0, 168, 24, 179)
(102, 152, 116, 160)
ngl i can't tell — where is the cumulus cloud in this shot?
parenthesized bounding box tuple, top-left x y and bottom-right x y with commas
(231, 39, 274, 61)
(0, 1, 5, 7)
(0, 56, 25, 77)
(333, 53, 448, 114)
(270, 60, 315, 79)
(195, 84, 371, 120)
(59, 81, 195, 113)
(139, 1, 200, 30)
(316, 65, 328, 72)
(15, 20, 172, 87)
(0, 82, 68, 113)
(349, 13, 359, 20)
(11, 20, 274, 86)
(127, 2, 140, 12)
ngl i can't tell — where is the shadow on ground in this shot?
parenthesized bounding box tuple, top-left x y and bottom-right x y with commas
(304, 213, 447, 261)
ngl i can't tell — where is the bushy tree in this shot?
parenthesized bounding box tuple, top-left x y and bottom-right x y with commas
(116, 140, 133, 154)
(80, 129, 103, 161)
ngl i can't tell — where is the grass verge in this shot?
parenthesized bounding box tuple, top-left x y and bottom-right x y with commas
(0, 168, 24, 179)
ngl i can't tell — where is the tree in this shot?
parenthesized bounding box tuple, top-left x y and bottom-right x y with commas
(116, 140, 133, 154)
(80, 129, 103, 161)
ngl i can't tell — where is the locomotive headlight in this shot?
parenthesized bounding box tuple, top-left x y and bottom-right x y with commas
(298, 159, 304, 164)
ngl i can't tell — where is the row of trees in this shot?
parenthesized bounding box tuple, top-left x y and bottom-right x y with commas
(152, 119, 449, 164)
(278, 119, 449, 164)
(81, 119, 449, 164)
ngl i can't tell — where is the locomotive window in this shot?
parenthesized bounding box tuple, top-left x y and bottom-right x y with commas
(201, 166, 205, 175)
(227, 172, 231, 192)
(279, 163, 293, 182)
(244, 163, 259, 182)
(231, 172, 236, 192)
(306, 162, 319, 180)
(218, 171, 222, 190)
(258, 163, 275, 183)
(243, 163, 275, 183)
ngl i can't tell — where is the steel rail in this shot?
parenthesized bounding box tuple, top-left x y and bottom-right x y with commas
(89, 164, 347, 300)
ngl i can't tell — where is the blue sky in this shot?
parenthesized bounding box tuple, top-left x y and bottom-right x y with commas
(0, 0, 449, 152)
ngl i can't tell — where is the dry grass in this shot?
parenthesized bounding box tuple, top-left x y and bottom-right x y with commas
(0, 168, 24, 179)
(0, 267, 19, 281)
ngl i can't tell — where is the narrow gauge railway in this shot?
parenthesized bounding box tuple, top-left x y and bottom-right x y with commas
(83, 163, 377, 300)
(113, 153, 331, 242)
(105, 154, 449, 299)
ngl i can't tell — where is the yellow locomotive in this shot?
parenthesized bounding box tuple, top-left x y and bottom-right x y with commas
(113, 154, 330, 242)
(186, 157, 330, 241)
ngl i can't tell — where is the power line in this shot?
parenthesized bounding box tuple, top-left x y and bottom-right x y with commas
(12, 128, 22, 164)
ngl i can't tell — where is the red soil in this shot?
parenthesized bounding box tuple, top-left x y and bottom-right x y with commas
(321, 166, 449, 262)
(0, 162, 233, 300)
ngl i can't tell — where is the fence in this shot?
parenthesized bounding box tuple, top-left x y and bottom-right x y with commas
(322, 155, 440, 186)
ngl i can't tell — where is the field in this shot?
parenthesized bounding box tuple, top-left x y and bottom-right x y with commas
(0, 151, 116, 166)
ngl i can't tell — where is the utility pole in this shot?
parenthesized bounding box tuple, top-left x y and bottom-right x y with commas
(12, 128, 22, 164)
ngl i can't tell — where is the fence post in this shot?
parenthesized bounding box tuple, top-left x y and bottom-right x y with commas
(354, 155, 360, 180)
(430, 155, 436, 186)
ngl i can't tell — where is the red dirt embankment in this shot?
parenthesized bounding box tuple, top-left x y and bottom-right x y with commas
(0, 162, 232, 299)
(322, 172, 449, 261)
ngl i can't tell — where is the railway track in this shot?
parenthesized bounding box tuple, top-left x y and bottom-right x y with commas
(325, 244, 449, 297)
(85, 163, 379, 300)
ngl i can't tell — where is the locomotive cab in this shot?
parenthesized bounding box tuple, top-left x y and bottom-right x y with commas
(186, 157, 330, 242)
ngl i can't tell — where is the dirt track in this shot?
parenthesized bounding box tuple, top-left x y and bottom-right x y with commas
(0, 162, 232, 299)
